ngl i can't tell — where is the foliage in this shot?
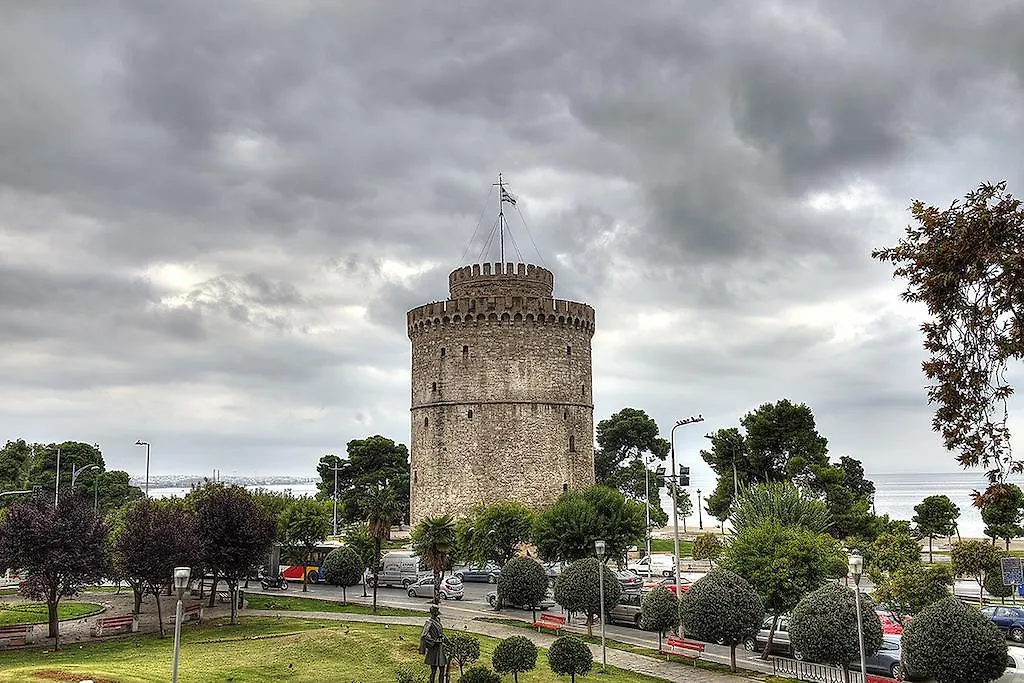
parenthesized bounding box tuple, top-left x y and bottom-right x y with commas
(547, 635, 594, 682)
(668, 484, 693, 526)
(317, 436, 411, 525)
(410, 514, 456, 603)
(680, 568, 764, 672)
(981, 483, 1024, 549)
(394, 666, 426, 683)
(951, 540, 1003, 602)
(250, 488, 297, 542)
(729, 482, 832, 534)
(281, 497, 332, 592)
(639, 585, 679, 641)
(902, 596, 1007, 683)
(492, 635, 538, 683)
(459, 666, 502, 683)
(322, 546, 364, 602)
(984, 570, 1015, 600)
(532, 486, 646, 563)
(456, 501, 534, 566)
(0, 491, 107, 641)
(868, 527, 922, 578)
(443, 632, 481, 677)
(805, 456, 877, 539)
(873, 563, 954, 620)
(364, 485, 402, 613)
(914, 495, 960, 562)
(553, 557, 622, 636)
(691, 533, 722, 566)
(343, 523, 375, 570)
(873, 181, 1024, 494)
(788, 582, 883, 670)
(496, 557, 550, 617)
(593, 408, 671, 527)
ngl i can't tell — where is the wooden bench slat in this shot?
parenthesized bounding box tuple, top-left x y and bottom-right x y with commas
(533, 614, 567, 632)
(660, 638, 705, 666)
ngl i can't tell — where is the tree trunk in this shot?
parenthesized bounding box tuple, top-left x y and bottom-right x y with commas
(730, 644, 737, 672)
(302, 566, 308, 593)
(132, 584, 143, 614)
(928, 536, 933, 563)
(229, 582, 238, 625)
(154, 590, 165, 638)
(841, 664, 850, 683)
(761, 614, 779, 660)
(433, 569, 441, 604)
(342, 586, 347, 605)
(585, 613, 593, 637)
(47, 593, 60, 641)
(208, 573, 219, 608)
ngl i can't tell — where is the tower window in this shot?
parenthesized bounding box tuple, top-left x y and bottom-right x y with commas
(563, 409, 569, 420)
(581, 384, 586, 397)
(432, 382, 437, 393)
(468, 409, 474, 419)
(424, 417, 429, 427)
(463, 345, 469, 355)
(566, 345, 572, 357)
(440, 347, 446, 357)
(413, 470, 418, 485)
(563, 483, 568, 493)
(569, 435, 576, 452)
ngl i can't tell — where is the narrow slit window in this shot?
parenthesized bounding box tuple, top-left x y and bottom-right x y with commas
(424, 417, 429, 427)
(566, 345, 572, 357)
(413, 471, 418, 485)
(467, 409, 474, 419)
(432, 382, 437, 393)
(462, 345, 469, 355)
(581, 384, 586, 397)
(569, 435, 576, 452)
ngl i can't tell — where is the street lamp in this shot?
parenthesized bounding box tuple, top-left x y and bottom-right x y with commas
(135, 441, 151, 497)
(696, 489, 703, 529)
(171, 566, 191, 683)
(848, 550, 867, 681)
(595, 539, 607, 671)
(704, 433, 739, 500)
(54, 448, 62, 507)
(71, 463, 99, 488)
(670, 415, 703, 600)
(319, 455, 343, 537)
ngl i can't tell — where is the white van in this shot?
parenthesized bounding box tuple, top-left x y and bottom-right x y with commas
(372, 551, 426, 588)
(627, 554, 676, 577)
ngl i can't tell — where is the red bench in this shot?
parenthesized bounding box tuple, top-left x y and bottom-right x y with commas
(533, 613, 566, 633)
(0, 624, 32, 648)
(660, 637, 705, 665)
(91, 614, 138, 637)
(169, 603, 203, 624)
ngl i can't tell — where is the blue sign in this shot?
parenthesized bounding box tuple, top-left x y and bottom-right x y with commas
(1001, 557, 1023, 586)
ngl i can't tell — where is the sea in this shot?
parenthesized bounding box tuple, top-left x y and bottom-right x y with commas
(148, 470, 1004, 539)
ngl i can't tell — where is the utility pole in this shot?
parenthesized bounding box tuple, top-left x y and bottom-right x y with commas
(54, 448, 62, 508)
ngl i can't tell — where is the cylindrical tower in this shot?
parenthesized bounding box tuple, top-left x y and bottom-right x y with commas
(407, 262, 596, 524)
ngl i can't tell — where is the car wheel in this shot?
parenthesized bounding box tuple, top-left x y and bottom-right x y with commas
(743, 637, 757, 652)
(1011, 626, 1024, 642)
(605, 613, 613, 624)
(440, 593, 449, 600)
(662, 570, 673, 577)
(306, 570, 319, 585)
(402, 579, 412, 589)
(407, 589, 416, 597)
(634, 615, 642, 629)
(890, 663, 904, 680)
(488, 595, 497, 607)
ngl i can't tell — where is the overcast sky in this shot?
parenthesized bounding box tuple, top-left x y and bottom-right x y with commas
(2, 1, 1022, 484)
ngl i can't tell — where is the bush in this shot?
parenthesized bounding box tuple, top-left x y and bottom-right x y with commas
(394, 666, 427, 683)
(639, 585, 678, 640)
(444, 632, 480, 676)
(902, 596, 1007, 683)
(788, 582, 883, 670)
(679, 568, 764, 672)
(321, 546, 365, 602)
(984, 570, 1014, 600)
(692, 533, 722, 565)
(459, 665, 501, 683)
(497, 556, 549, 612)
(548, 636, 593, 682)
(491, 635, 538, 682)
(553, 558, 622, 636)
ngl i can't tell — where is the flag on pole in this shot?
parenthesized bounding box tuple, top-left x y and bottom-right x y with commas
(500, 188, 517, 206)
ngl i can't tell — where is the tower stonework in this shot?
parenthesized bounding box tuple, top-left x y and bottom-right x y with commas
(407, 262, 596, 524)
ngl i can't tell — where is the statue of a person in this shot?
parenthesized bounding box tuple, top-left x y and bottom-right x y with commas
(419, 605, 448, 683)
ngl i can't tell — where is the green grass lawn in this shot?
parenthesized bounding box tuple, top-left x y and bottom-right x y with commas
(648, 538, 694, 556)
(246, 593, 424, 617)
(0, 602, 103, 626)
(0, 616, 670, 682)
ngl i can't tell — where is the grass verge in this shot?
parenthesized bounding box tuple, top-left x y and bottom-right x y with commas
(246, 593, 424, 617)
(649, 539, 694, 555)
(0, 602, 104, 626)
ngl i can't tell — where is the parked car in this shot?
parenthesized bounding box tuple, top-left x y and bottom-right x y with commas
(407, 575, 464, 600)
(486, 588, 556, 611)
(640, 575, 691, 594)
(373, 551, 425, 589)
(453, 562, 502, 584)
(627, 554, 676, 577)
(607, 591, 643, 628)
(997, 646, 1024, 682)
(876, 608, 906, 635)
(981, 605, 1024, 642)
(851, 634, 920, 681)
(745, 616, 799, 658)
(616, 569, 643, 592)
(543, 562, 566, 587)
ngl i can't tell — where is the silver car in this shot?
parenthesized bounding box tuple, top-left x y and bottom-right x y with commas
(744, 615, 800, 658)
(607, 591, 643, 628)
(486, 589, 556, 611)
(407, 575, 464, 600)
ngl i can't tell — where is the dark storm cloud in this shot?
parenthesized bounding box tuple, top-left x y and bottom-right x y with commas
(1, 0, 1022, 475)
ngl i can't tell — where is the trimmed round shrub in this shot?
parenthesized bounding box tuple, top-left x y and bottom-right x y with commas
(680, 568, 763, 671)
(553, 558, 622, 632)
(902, 596, 1007, 683)
(548, 635, 593, 682)
(321, 546, 365, 598)
(458, 665, 501, 683)
(984, 570, 1014, 600)
(497, 556, 549, 609)
(639, 585, 679, 636)
(788, 582, 883, 668)
(492, 635, 538, 682)
(444, 632, 480, 676)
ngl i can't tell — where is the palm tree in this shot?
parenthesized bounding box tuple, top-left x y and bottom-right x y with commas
(411, 514, 457, 604)
(364, 486, 401, 614)
(729, 481, 833, 534)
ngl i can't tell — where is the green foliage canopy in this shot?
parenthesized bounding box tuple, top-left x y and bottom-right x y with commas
(788, 582, 883, 670)
(322, 546, 364, 602)
(456, 501, 534, 566)
(873, 563, 954, 620)
(594, 408, 671, 527)
(679, 568, 764, 672)
(547, 636, 593, 682)
(639, 585, 679, 640)
(901, 596, 1008, 683)
(553, 558, 622, 636)
(532, 486, 645, 563)
(318, 436, 411, 524)
(729, 482, 832, 534)
(491, 635, 538, 683)
(496, 557, 549, 616)
(410, 514, 456, 603)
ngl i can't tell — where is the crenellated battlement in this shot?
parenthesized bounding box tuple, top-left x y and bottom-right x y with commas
(407, 296, 595, 337)
(449, 262, 554, 299)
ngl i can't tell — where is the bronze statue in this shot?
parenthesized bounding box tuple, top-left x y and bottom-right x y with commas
(419, 605, 449, 683)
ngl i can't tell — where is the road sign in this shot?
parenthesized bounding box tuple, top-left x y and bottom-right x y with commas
(1001, 557, 1023, 586)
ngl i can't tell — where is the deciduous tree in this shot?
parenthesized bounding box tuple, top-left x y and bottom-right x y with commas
(902, 596, 1007, 683)
(532, 486, 645, 564)
(951, 539, 1003, 604)
(547, 636, 593, 682)
(456, 501, 534, 566)
(496, 557, 550, 621)
(680, 568, 764, 672)
(691, 533, 722, 568)
(873, 563, 953, 620)
(322, 546, 364, 603)
(789, 582, 884, 682)
(281, 497, 331, 592)
(981, 483, 1024, 549)
(914, 495, 960, 562)
(639, 585, 679, 650)
(492, 635, 537, 683)
(444, 633, 481, 678)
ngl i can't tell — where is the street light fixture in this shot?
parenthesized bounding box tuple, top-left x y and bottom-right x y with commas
(319, 455, 343, 537)
(171, 566, 192, 683)
(71, 463, 99, 488)
(848, 549, 867, 680)
(670, 415, 703, 599)
(595, 539, 607, 671)
(0, 489, 33, 500)
(696, 489, 703, 530)
(135, 441, 151, 497)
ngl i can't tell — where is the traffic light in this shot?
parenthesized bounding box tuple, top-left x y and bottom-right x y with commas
(654, 466, 666, 488)
(678, 466, 691, 487)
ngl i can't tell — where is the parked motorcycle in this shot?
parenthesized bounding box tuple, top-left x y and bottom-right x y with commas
(260, 574, 289, 591)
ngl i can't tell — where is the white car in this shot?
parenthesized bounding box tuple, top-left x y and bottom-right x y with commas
(627, 554, 676, 577)
(406, 575, 464, 600)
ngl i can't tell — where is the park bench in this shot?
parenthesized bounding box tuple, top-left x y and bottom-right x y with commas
(532, 613, 566, 633)
(0, 624, 32, 648)
(91, 614, 138, 637)
(660, 636, 705, 665)
(168, 603, 203, 624)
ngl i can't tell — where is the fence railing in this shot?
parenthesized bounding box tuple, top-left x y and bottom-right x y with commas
(770, 657, 898, 683)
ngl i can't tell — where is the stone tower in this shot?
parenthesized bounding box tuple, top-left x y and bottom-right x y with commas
(407, 262, 596, 524)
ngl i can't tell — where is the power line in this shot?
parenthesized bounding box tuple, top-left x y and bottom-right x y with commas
(459, 184, 496, 265)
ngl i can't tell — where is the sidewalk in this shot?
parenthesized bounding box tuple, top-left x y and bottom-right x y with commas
(265, 609, 756, 682)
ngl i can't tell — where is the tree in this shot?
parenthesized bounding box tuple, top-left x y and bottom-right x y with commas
(363, 485, 402, 613)
(985, 570, 1015, 604)
(0, 491, 107, 643)
(322, 546, 364, 603)
(190, 483, 276, 624)
(789, 582, 884, 682)
(410, 514, 456, 604)
(532, 486, 646, 564)
(317, 436, 411, 524)
(281, 497, 331, 592)
(553, 558, 622, 636)
(914, 495, 961, 562)
(902, 596, 1007, 683)
(680, 568, 764, 672)
(873, 182, 1024, 497)
(691, 533, 722, 568)
(492, 635, 537, 683)
(496, 557, 550, 621)
(457, 501, 534, 566)
(639, 585, 679, 650)
(251, 488, 297, 543)
(805, 456, 877, 540)
(547, 635, 594, 682)
(982, 484, 1024, 549)
(444, 632, 481, 678)
(594, 408, 671, 526)
(729, 481, 832, 534)
(951, 539, 1003, 604)
(668, 484, 694, 531)
(343, 523, 375, 597)
(721, 519, 844, 659)
(869, 527, 922, 578)
(873, 563, 954, 621)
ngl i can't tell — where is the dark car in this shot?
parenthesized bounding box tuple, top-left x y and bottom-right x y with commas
(453, 562, 502, 584)
(981, 605, 1024, 642)
(854, 634, 920, 681)
(616, 569, 643, 592)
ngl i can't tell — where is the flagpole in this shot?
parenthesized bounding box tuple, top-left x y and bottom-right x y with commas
(498, 172, 504, 263)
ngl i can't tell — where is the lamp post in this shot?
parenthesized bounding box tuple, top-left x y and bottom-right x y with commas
(669, 415, 703, 600)
(848, 550, 867, 681)
(696, 489, 703, 530)
(54, 448, 62, 507)
(319, 456, 343, 537)
(595, 539, 607, 671)
(171, 566, 191, 683)
(71, 463, 99, 488)
(135, 440, 151, 497)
